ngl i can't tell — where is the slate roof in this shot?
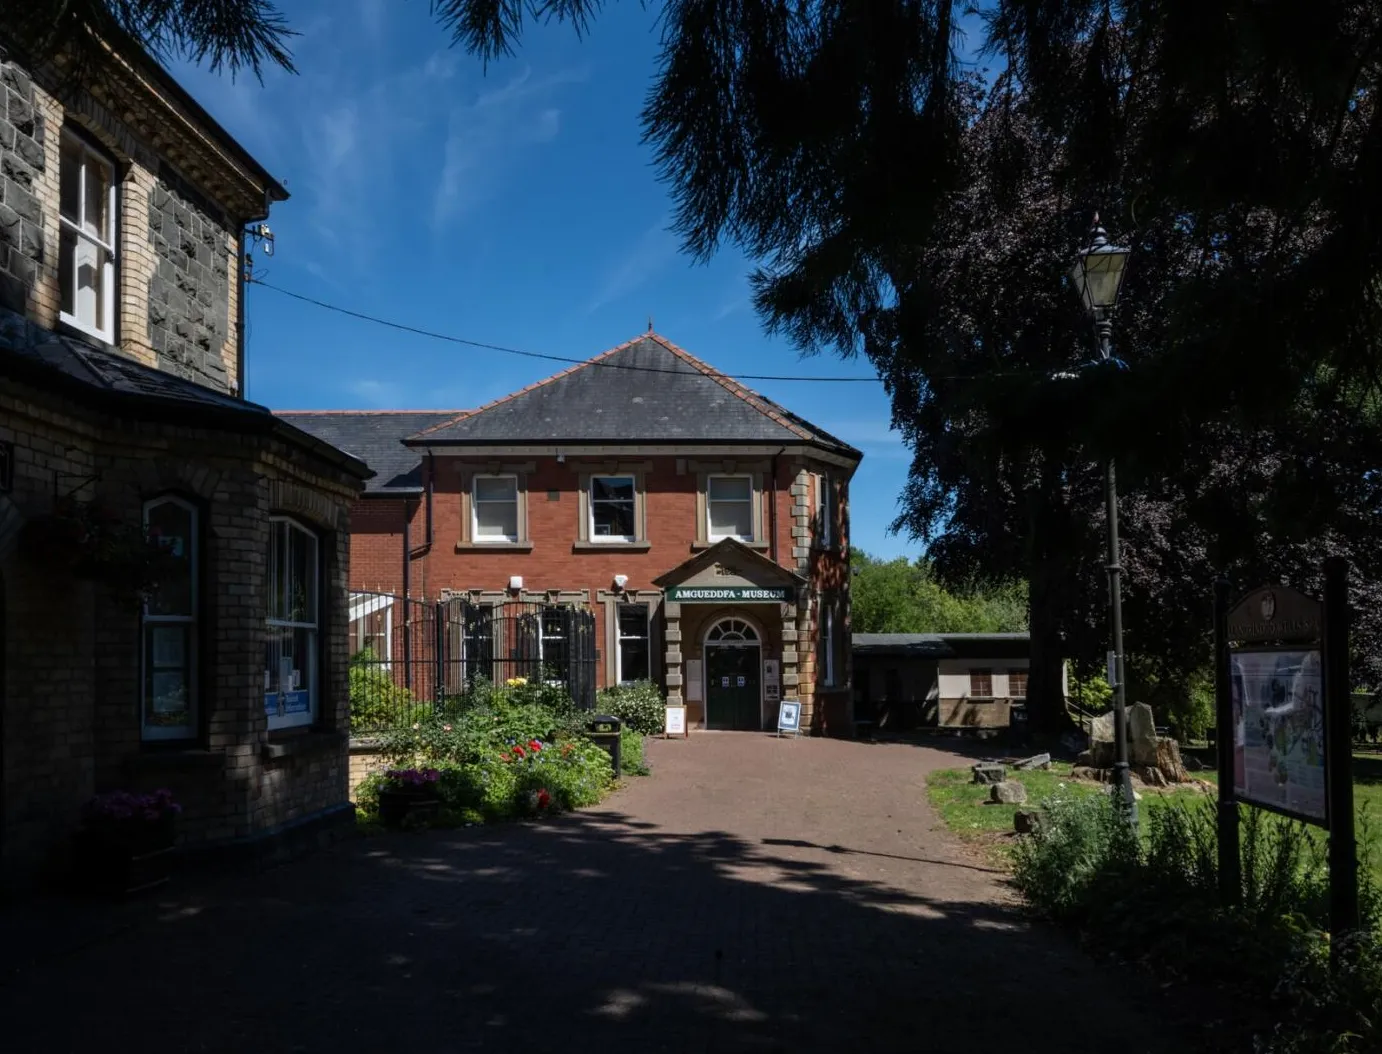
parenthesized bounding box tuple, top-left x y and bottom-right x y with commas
(409, 333, 862, 458)
(273, 411, 464, 494)
(0, 307, 368, 479)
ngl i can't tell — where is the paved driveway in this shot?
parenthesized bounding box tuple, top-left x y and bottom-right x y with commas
(1, 735, 1175, 1053)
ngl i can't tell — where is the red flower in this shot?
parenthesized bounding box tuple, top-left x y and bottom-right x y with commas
(528, 740, 543, 752)
(537, 789, 551, 810)
(512, 745, 526, 760)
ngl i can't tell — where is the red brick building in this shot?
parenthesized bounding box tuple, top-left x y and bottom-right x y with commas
(280, 332, 862, 734)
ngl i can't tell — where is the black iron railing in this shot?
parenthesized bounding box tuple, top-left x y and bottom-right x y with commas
(348, 593, 598, 733)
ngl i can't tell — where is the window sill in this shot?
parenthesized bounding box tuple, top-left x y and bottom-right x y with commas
(691, 540, 769, 552)
(127, 748, 226, 772)
(573, 541, 651, 552)
(57, 313, 115, 349)
(262, 729, 347, 760)
(455, 540, 535, 552)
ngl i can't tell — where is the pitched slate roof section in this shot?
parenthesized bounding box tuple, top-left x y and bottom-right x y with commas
(274, 411, 464, 494)
(0, 307, 369, 480)
(409, 333, 862, 458)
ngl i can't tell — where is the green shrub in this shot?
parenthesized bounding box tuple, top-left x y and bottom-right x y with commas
(1015, 790, 1382, 1053)
(620, 729, 649, 775)
(597, 680, 665, 736)
(348, 648, 417, 733)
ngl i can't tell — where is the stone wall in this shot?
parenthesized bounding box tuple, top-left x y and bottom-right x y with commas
(0, 60, 50, 318)
(146, 168, 233, 391)
(0, 377, 361, 891)
(0, 51, 250, 394)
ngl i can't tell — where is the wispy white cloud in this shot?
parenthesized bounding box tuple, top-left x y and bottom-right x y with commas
(586, 218, 680, 314)
(347, 378, 405, 407)
(432, 67, 586, 226)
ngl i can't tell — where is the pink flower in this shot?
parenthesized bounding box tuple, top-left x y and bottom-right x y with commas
(442, 724, 453, 732)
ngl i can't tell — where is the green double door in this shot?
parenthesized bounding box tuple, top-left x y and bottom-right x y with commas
(705, 646, 762, 730)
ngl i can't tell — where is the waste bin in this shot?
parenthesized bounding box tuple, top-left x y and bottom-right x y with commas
(1008, 703, 1030, 747)
(588, 714, 622, 777)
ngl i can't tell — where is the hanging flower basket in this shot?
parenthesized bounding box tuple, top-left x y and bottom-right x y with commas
(17, 497, 183, 605)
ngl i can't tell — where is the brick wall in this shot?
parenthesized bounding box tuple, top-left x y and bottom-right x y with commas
(345, 452, 855, 731)
(0, 379, 361, 890)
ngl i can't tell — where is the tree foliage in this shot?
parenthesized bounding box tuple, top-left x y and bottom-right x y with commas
(850, 550, 1027, 635)
(8, 0, 297, 81)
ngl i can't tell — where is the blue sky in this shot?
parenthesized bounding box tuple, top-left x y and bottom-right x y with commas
(169, 1, 986, 560)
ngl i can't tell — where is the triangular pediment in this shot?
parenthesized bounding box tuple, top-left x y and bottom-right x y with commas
(654, 539, 806, 593)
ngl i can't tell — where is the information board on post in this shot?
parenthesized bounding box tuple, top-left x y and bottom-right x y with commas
(1230, 648, 1326, 822)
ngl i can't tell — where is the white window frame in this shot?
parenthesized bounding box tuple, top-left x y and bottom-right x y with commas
(141, 496, 197, 740)
(706, 473, 755, 543)
(615, 603, 651, 685)
(589, 474, 637, 543)
(538, 605, 569, 686)
(58, 129, 118, 344)
(348, 592, 394, 668)
(817, 474, 834, 548)
(472, 473, 519, 543)
(265, 516, 320, 730)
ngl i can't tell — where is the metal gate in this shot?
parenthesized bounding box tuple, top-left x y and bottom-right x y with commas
(349, 592, 598, 732)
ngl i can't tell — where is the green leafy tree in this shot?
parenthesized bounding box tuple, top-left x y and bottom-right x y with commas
(850, 550, 1027, 634)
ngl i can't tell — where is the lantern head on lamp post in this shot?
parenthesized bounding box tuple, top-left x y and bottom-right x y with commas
(1070, 214, 1131, 358)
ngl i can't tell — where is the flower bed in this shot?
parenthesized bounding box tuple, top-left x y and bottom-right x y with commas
(355, 677, 633, 829)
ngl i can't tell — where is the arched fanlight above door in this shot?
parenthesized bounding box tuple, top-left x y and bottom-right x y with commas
(706, 618, 759, 643)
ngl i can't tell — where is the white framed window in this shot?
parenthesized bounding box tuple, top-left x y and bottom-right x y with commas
(59, 130, 117, 343)
(817, 474, 835, 548)
(141, 497, 197, 740)
(472, 474, 519, 542)
(707, 474, 754, 542)
(539, 605, 570, 684)
(590, 475, 636, 542)
(616, 604, 651, 684)
(265, 517, 319, 730)
(349, 592, 393, 666)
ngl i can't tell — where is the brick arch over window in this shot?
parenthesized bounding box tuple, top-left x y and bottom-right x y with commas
(133, 459, 222, 502)
(269, 479, 348, 534)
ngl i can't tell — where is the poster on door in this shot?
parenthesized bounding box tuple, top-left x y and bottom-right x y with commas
(721, 676, 730, 688)
(736, 675, 746, 687)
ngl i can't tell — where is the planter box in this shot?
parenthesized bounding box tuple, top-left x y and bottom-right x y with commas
(377, 790, 441, 829)
(73, 831, 176, 897)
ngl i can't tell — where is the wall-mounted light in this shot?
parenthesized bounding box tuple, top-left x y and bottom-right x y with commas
(508, 575, 523, 592)
(613, 574, 628, 593)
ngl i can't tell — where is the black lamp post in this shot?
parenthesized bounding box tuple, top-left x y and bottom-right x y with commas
(1070, 214, 1137, 826)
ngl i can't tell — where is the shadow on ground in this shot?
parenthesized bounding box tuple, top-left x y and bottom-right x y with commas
(0, 804, 1175, 1054)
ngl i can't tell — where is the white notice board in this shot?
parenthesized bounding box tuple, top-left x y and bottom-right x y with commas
(685, 659, 703, 701)
(665, 705, 688, 738)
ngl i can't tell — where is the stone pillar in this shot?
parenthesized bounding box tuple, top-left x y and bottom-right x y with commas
(664, 600, 683, 706)
(790, 470, 813, 575)
(780, 600, 800, 696)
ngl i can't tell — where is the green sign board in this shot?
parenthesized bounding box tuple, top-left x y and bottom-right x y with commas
(665, 585, 795, 603)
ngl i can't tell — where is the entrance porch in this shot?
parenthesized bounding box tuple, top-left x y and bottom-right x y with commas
(653, 539, 808, 732)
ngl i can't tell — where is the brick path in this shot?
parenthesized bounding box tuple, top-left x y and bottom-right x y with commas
(0, 735, 1176, 1053)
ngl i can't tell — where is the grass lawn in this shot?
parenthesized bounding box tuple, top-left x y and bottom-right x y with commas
(927, 749, 1382, 880)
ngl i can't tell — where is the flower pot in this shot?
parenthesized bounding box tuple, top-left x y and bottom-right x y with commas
(377, 790, 441, 829)
(74, 828, 176, 897)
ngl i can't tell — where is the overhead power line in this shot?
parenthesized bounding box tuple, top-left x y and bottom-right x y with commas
(249, 278, 884, 383)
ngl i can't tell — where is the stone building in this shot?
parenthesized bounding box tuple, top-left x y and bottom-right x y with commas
(0, 31, 369, 891)
(280, 332, 861, 737)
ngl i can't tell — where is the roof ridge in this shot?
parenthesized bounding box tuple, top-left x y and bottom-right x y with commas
(644, 333, 816, 444)
(274, 409, 468, 416)
(406, 334, 651, 441)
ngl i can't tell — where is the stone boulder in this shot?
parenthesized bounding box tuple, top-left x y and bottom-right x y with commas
(990, 780, 1028, 805)
(972, 763, 1007, 785)
(1128, 703, 1159, 767)
(1014, 809, 1042, 835)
